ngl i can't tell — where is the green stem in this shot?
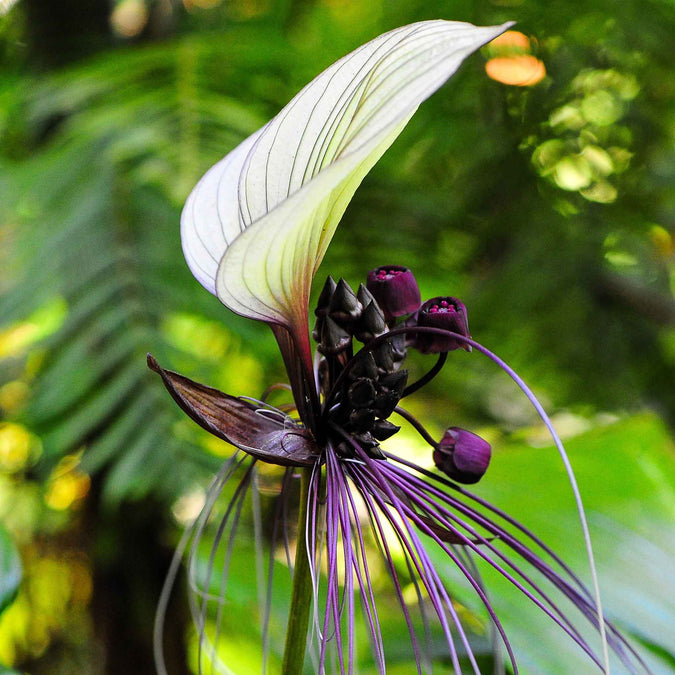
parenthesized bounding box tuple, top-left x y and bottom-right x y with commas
(281, 467, 313, 674)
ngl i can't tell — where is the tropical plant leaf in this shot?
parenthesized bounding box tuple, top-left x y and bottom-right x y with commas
(0, 33, 290, 503)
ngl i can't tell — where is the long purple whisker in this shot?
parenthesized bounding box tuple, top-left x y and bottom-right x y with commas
(385, 460, 612, 648)
(154, 452, 244, 675)
(386, 455, 647, 669)
(331, 448, 387, 672)
(349, 469, 426, 674)
(379, 460, 600, 666)
(345, 324, 610, 672)
(354, 456, 516, 674)
(331, 424, 482, 674)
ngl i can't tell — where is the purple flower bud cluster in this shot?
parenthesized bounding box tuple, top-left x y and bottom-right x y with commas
(313, 265, 490, 481)
(364, 265, 471, 354)
(313, 277, 389, 356)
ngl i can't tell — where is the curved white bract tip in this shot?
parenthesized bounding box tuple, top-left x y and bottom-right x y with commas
(181, 20, 513, 328)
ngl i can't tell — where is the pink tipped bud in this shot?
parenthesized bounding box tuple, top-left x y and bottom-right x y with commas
(410, 296, 470, 353)
(433, 427, 491, 484)
(366, 265, 421, 322)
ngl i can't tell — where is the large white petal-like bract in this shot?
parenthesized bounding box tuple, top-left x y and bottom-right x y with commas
(181, 20, 512, 332)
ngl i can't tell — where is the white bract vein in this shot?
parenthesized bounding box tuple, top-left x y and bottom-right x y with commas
(181, 20, 512, 332)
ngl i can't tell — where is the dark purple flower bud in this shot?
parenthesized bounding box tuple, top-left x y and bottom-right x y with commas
(433, 427, 491, 484)
(329, 279, 362, 323)
(348, 378, 377, 409)
(366, 265, 421, 322)
(355, 301, 387, 342)
(318, 316, 352, 355)
(349, 351, 378, 381)
(410, 296, 470, 354)
(370, 419, 400, 441)
(315, 275, 337, 316)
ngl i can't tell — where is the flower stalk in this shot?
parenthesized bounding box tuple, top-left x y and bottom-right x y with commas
(281, 467, 314, 674)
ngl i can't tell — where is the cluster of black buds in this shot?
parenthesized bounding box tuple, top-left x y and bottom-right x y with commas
(313, 265, 491, 482)
(314, 275, 408, 458)
(313, 277, 392, 357)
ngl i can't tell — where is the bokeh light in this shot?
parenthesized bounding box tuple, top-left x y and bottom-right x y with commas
(485, 30, 546, 86)
(110, 0, 149, 38)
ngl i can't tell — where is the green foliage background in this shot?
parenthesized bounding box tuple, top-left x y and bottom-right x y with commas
(0, 0, 673, 673)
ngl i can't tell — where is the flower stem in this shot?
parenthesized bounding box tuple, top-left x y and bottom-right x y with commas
(282, 467, 313, 674)
(402, 351, 447, 398)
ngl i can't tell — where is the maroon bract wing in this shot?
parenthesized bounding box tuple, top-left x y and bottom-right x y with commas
(147, 354, 319, 466)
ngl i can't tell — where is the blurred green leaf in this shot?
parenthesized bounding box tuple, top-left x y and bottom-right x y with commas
(0, 526, 21, 615)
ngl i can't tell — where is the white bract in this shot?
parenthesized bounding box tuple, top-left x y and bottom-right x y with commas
(181, 20, 511, 338)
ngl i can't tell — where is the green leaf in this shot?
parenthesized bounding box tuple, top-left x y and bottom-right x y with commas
(0, 526, 21, 615)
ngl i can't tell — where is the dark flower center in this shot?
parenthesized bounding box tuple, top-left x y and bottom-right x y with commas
(313, 275, 409, 458)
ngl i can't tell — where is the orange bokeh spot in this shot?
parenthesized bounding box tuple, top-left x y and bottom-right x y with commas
(486, 55, 546, 87)
(489, 30, 531, 53)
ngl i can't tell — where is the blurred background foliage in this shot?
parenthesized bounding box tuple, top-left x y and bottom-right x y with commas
(0, 0, 673, 672)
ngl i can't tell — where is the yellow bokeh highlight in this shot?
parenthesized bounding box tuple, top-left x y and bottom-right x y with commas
(44, 454, 91, 511)
(650, 225, 673, 259)
(0, 422, 40, 473)
(0, 548, 93, 667)
(162, 312, 231, 361)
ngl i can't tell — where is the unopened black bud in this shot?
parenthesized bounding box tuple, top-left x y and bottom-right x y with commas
(357, 283, 377, 309)
(373, 342, 395, 373)
(348, 378, 377, 409)
(349, 351, 378, 381)
(315, 276, 337, 316)
(329, 279, 362, 323)
(349, 408, 376, 433)
(352, 432, 386, 459)
(373, 370, 408, 418)
(371, 419, 400, 441)
(355, 301, 387, 342)
(319, 316, 352, 355)
(389, 333, 407, 363)
(312, 315, 324, 342)
(379, 371, 408, 398)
